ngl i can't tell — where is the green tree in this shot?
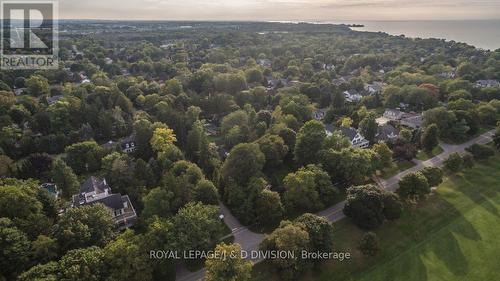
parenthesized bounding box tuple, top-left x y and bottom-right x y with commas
(420, 167, 443, 187)
(205, 243, 253, 281)
(372, 143, 393, 169)
(53, 204, 115, 252)
(256, 134, 288, 168)
(58, 246, 105, 281)
(295, 213, 334, 254)
(64, 141, 104, 174)
(221, 143, 265, 186)
(421, 124, 439, 152)
(150, 127, 177, 154)
(359, 113, 377, 144)
(494, 123, 500, 149)
(343, 185, 386, 230)
(0, 218, 31, 279)
(0, 180, 51, 238)
(477, 104, 497, 126)
(194, 179, 219, 205)
(164, 78, 183, 95)
(31, 234, 58, 264)
(283, 167, 323, 215)
(465, 144, 495, 160)
(320, 147, 377, 184)
(26, 75, 49, 96)
(294, 120, 326, 166)
(397, 172, 430, 201)
(255, 189, 284, 229)
(358, 232, 380, 257)
(104, 230, 153, 281)
(142, 187, 175, 221)
(382, 192, 403, 220)
(52, 159, 79, 199)
(260, 221, 310, 280)
(443, 152, 463, 173)
(173, 202, 225, 254)
(18, 261, 58, 281)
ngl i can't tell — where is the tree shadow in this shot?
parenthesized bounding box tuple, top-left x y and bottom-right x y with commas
(449, 171, 499, 219)
(430, 230, 469, 276)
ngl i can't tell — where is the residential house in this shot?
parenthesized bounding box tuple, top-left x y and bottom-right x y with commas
(332, 75, 353, 87)
(46, 95, 63, 105)
(72, 177, 137, 230)
(438, 71, 456, 79)
(474, 80, 500, 89)
(364, 82, 384, 95)
(257, 58, 272, 68)
(325, 124, 335, 137)
(383, 108, 405, 121)
(121, 134, 137, 153)
(343, 89, 363, 103)
(375, 124, 400, 143)
(203, 121, 220, 136)
(102, 134, 138, 154)
(400, 113, 423, 130)
(14, 87, 26, 96)
(312, 108, 328, 121)
(338, 127, 370, 149)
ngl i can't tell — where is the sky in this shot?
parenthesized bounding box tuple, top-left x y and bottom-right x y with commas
(59, 0, 500, 21)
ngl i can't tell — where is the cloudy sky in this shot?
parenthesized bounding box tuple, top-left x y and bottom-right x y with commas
(59, 0, 500, 21)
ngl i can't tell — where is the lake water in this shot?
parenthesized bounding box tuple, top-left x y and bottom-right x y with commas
(327, 20, 500, 51)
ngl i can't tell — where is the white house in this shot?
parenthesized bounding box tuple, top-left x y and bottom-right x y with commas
(475, 80, 500, 89)
(344, 89, 363, 103)
(312, 108, 328, 121)
(383, 109, 405, 120)
(338, 127, 370, 149)
(364, 82, 384, 95)
(72, 177, 137, 230)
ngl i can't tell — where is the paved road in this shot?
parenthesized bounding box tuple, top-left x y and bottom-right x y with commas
(175, 129, 495, 281)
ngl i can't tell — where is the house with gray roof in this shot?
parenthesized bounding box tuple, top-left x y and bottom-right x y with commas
(474, 80, 500, 89)
(338, 127, 370, 149)
(400, 113, 423, 130)
(375, 124, 400, 143)
(72, 176, 137, 230)
(364, 82, 384, 95)
(383, 108, 405, 120)
(343, 89, 363, 103)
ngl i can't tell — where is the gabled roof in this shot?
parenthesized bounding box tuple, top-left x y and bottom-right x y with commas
(376, 124, 400, 142)
(344, 89, 359, 96)
(80, 176, 109, 194)
(89, 193, 124, 210)
(338, 127, 358, 141)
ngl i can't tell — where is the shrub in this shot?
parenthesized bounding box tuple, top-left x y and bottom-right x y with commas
(462, 153, 475, 169)
(465, 144, 494, 160)
(358, 232, 380, 257)
(443, 153, 463, 173)
(420, 167, 443, 187)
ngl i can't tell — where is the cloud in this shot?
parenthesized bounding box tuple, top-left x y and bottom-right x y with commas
(59, 0, 500, 20)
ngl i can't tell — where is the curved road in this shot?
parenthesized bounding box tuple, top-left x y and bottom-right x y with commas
(176, 129, 495, 281)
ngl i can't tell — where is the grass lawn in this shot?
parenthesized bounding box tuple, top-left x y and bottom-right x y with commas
(380, 160, 416, 179)
(416, 146, 444, 161)
(252, 153, 500, 281)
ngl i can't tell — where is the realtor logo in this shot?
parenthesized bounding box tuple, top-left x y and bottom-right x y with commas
(1, 0, 58, 69)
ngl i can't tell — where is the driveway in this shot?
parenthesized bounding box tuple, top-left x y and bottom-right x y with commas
(175, 129, 495, 281)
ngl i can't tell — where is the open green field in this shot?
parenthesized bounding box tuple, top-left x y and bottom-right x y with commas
(253, 153, 500, 281)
